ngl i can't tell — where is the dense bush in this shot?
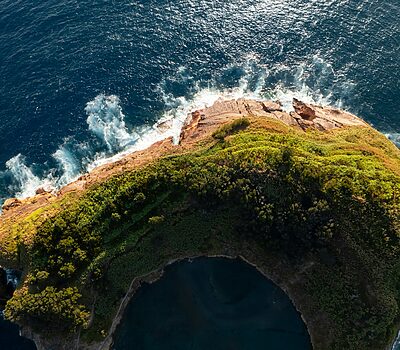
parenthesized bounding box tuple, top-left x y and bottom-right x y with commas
(4, 286, 89, 331)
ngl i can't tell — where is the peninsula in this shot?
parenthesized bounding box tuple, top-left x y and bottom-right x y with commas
(1, 98, 399, 350)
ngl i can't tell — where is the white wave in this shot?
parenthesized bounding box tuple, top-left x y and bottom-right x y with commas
(86, 94, 139, 152)
(84, 55, 367, 174)
(87, 65, 270, 170)
(5, 268, 19, 289)
(5, 154, 54, 198)
(52, 142, 82, 187)
(392, 331, 400, 350)
(271, 63, 333, 112)
(266, 56, 355, 112)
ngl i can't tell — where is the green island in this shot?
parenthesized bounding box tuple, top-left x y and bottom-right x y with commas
(0, 99, 399, 350)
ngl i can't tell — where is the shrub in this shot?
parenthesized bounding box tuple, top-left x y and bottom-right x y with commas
(4, 286, 90, 331)
(212, 118, 250, 140)
(148, 215, 165, 225)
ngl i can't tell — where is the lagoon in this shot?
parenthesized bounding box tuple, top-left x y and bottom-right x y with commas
(113, 258, 311, 350)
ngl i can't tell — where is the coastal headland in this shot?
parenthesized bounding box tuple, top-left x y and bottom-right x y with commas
(1, 98, 399, 350)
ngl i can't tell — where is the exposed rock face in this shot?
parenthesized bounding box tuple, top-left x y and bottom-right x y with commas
(292, 98, 318, 120)
(0, 98, 390, 350)
(1, 193, 56, 222)
(179, 98, 367, 142)
(35, 187, 49, 195)
(292, 98, 367, 131)
(2, 198, 22, 212)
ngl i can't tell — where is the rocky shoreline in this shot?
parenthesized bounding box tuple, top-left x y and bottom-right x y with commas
(1, 98, 368, 220)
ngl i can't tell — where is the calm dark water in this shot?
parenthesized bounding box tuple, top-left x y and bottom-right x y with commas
(113, 258, 311, 350)
(0, 317, 36, 350)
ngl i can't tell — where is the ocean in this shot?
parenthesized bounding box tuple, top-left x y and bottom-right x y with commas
(0, 0, 399, 348)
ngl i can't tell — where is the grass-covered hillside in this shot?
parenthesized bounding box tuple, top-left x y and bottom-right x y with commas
(1, 114, 400, 350)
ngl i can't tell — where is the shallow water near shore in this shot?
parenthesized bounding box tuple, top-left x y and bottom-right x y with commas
(112, 258, 312, 350)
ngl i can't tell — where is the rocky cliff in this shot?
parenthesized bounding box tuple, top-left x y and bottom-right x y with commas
(0, 98, 368, 222)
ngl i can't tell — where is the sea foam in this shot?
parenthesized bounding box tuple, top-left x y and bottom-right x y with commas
(86, 95, 139, 153)
(5, 154, 53, 199)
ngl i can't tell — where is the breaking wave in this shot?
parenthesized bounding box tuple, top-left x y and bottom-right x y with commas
(86, 95, 139, 153)
(1, 55, 397, 204)
(5, 155, 52, 199)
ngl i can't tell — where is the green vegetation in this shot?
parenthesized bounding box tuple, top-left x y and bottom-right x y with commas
(4, 286, 89, 331)
(1, 116, 400, 349)
(212, 117, 250, 140)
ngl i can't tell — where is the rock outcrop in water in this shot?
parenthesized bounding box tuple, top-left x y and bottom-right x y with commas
(0, 98, 399, 350)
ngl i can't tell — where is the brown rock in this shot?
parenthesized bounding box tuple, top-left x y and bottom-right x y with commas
(179, 110, 203, 143)
(313, 118, 338, 131)
(0, 98, 369, 227)
(156, 119, 173, 133)
(292, 99, 367, 130)
(261, 101, 282, 112)
(272, 111, 299, 126)
(2, 198, 22, 212)
(293, 98, 317, 121)
(35, 187, 48, 195)
(296, 118, 316, 131)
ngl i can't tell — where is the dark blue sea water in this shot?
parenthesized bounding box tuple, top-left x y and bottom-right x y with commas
(113, 258, 311, 350)
(0, 0, 399, 349)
